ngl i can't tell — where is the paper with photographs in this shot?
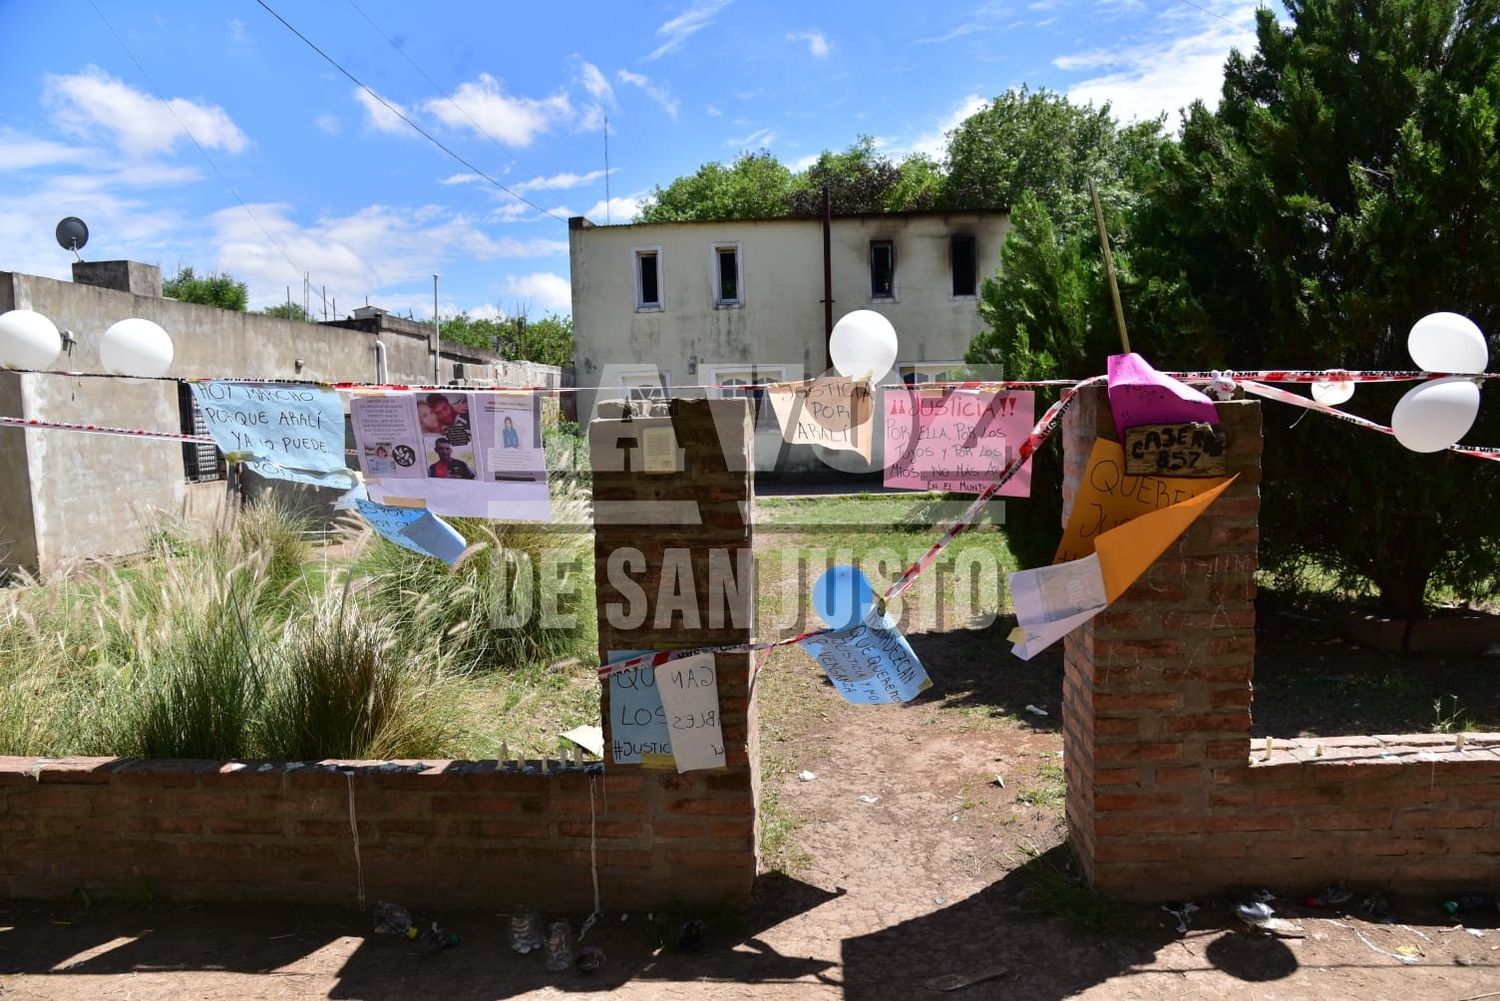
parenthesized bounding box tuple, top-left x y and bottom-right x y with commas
(351, 390, 549, 520)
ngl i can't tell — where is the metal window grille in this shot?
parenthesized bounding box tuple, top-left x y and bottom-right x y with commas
(178, 381, 225, 483)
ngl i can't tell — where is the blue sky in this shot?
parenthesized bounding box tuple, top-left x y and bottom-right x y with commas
(0, 0, 1258, 320)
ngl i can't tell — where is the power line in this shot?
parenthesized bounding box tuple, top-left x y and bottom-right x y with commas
(1172, 0, 1245, 29)
(86, 0, 305, 280)
(254, 0, 567, 222)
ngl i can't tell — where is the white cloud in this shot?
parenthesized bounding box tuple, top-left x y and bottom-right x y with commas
(490, 202, 536, 222)
(582, 193, 647, 223)
(228, 18, 246, 42)
(0, 167, 200, 283)
(787, 29, 830, 58)
(917, 22, 985, 44)
(724, 126, 777, 149)
(616, 70, 680, 119)
(44, 66, 248, 158)
(424, 73, 572, 146)
(212, 202, 567, 310)
(439, 172, 485, 185)
(314, 113, 341, 135)
(1057, 0, 1256, 122)
(644, 0, 731, 61)
(890, 93, 987, 159)
(577, 60, 616, 105)
(513, 169, 613, 194)
(705, 103, 723, 117)
(501, 272, 572, 312)
(0, 130, 91, 170)
(788, 152, 821, 171)
(354, 87, 411, 134)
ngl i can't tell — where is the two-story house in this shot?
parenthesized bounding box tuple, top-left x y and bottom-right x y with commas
(567, 209, 1009, 473)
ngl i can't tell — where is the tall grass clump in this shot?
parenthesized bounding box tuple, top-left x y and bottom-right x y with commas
(351, 511, 596, 674)
(257, 586, 466, 759)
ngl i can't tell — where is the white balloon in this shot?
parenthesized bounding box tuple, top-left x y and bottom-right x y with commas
(1408, 312, 1489, 374)
(1311, 373, 1355, 406)
(100, 317, 174, 378)
(0, 309, 62, 370)
(1391, 376, 1481, 452)
(829, 309, 898, 384)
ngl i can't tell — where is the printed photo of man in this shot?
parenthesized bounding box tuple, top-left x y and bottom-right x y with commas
(425, 393, 472, 445)
(427, 437, 475, 479)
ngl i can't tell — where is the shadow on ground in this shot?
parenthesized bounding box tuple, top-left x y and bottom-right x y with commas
(0, 874, 841, 999)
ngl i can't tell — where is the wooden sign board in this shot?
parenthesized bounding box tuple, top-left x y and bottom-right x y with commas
(1124, 422, 1227, 477)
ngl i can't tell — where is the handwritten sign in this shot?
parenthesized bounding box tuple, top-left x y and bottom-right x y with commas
(1054, 439, 1231, 564)
(1123, 422, 1227, 476)
(607, 650, 673, 767)
(1106, 353, 1219, 433)
(767, 375, 874, 461)
(355, 499, 466, 565)
(190, 382, 347, 476)
(1011, 478, 1237, 659)
(884, 388, 1034, 495)
(799, 606, 932, 704)
(1009, 553, 1108, 661)
(655, 652, 726, 772)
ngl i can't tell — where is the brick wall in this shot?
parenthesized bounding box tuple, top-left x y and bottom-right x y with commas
(0, 398, 760, 911)
(589, 397, 759, 906)
(1061, 385, 1499, 899)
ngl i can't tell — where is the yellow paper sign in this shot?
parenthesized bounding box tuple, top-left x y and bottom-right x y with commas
(767, 375, 874, 461)
(1054, 439, 1231, 564)
(1093, 476, 1237, 602)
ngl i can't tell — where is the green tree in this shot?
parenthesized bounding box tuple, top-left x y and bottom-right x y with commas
(638, 151, 794, 222)
(438, 312, 574, 369)
(163, 266, 248, 312)
(785, 137, 939, 215)
(967, 194, 1214, 568)
(940, 87, 1166, 237)
(262, 302, 312, 322)
(505, 314, 573, 369)
(1135, 0, 1500, 615)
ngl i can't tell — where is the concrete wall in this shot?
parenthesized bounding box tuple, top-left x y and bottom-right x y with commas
(0, 270, 564, 576)
(569, 211, 1008, 475)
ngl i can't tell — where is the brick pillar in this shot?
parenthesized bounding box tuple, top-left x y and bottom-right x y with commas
(588, 398, 758, 907)
(1061, 385, 1262, 900)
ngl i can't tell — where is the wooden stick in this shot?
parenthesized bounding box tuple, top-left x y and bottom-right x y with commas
(1089, 178, 1131, 355)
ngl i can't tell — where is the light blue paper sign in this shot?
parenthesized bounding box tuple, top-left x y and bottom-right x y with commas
(190, 382, 347, 474)
(355, 499, 466, 566)
(243, 459, 355, 491)
(799, 606, 933, 705)
(607, 649, 671, 764)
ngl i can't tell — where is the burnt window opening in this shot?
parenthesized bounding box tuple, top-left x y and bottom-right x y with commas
(951, 233, 977, 297)
(869, 240, 895, 299)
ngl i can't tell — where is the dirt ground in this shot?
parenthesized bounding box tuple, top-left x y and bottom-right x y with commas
(3, 515, 1499, 999)
(4, 616, 1498, 999)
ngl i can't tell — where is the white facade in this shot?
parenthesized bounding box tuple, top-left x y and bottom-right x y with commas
(568, 209, 1009, 473)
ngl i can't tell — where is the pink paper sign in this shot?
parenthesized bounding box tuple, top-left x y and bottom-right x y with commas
(884, 388, 1035, 496)
(1106, 353, 1219, 433)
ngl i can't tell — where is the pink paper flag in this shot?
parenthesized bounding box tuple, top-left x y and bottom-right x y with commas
(1106, 353, 1219, 433)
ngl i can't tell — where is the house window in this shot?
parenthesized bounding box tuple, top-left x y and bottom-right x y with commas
(634, 247, 663, 310)
(178, 381, 224, 483)
(869, 240, 895, 299)
(616, 368, 671, 404)
(899, 362, 963, 387)
(709, 364, 786, 431)
(951, 234, 977, 297)
(713, 243, 742, 306)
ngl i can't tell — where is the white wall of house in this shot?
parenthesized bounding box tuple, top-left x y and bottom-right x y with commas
(568, 210, 1009, 474)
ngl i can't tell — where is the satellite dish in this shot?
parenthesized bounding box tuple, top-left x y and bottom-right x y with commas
(55, 217, 89, 258)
